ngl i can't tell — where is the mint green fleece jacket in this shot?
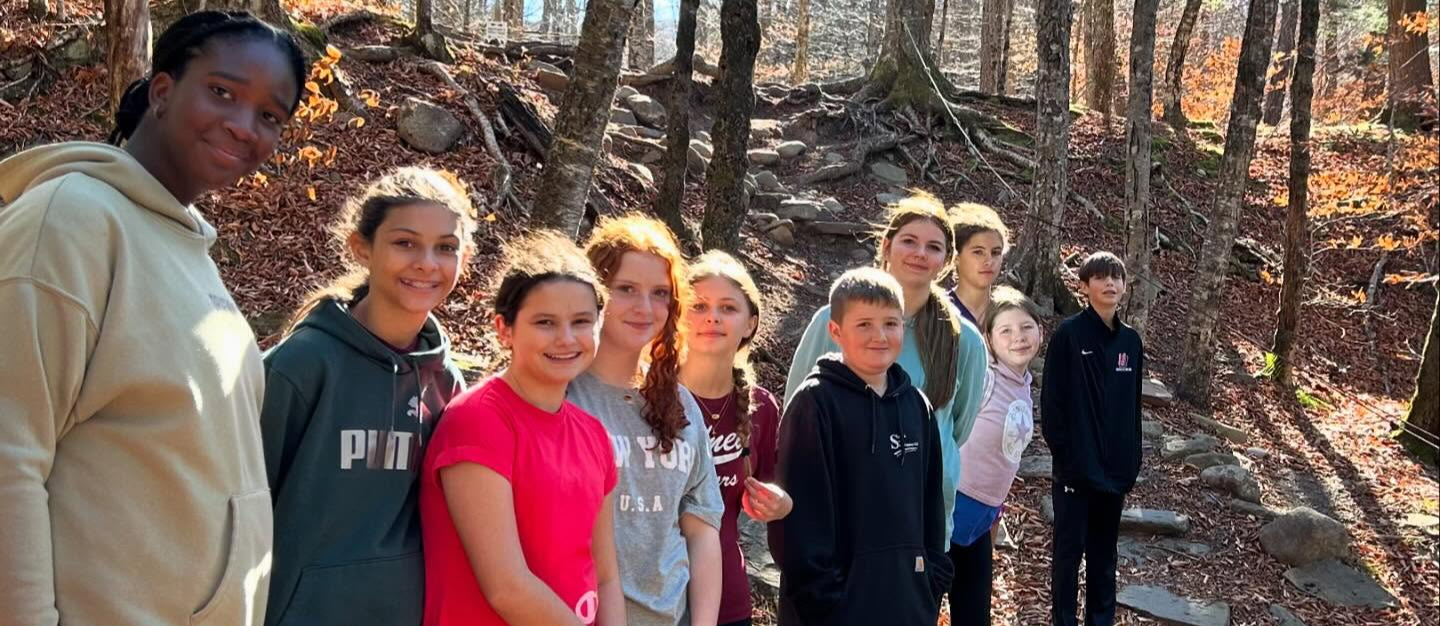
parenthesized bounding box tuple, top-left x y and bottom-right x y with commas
(783, 305, 988, 546)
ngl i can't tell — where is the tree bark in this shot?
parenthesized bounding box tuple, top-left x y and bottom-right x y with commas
(530, 0, 637, 235)
(1122, 0, 1159, 338)
(29, 0, 49, 19)
(414, 0, 455, 62)
(655, 0, 700, 249)
(978, 0, 1015, 94)
(1262, 0, 1299, 125)
(1176, 0, 1280, 406)
(1162, 0, 1202, 128)
(1385, 0, 1435, 128)
(1271, 0, 1319, 384)
(630, 0, 655, 68)
(1315, 0, 1341, 115)
(106, 0, 152, 117)
(792, 0, 811, 81)
(1011, 0, 1074, 314)
(700, 0, 760, 252)
(505, 0, 523, 39)
(866, 0, 950, 109)
(1398, 289, 1439, 458)
(1082, 0, 1116, 114)
(866, 0, 884, 59)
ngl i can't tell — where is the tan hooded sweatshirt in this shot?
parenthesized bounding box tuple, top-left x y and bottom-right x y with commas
(0, 142, 271, 626)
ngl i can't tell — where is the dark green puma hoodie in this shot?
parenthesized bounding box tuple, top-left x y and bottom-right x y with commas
(259, 297, 465, 626)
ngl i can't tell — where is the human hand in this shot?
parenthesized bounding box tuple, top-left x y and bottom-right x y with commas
(741, 477, 793, 522)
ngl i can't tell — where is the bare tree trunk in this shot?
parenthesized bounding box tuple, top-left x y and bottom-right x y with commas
(1176, 0, 1280, 406)
(700, 0, 760, 251)
(530, 0, 637, 235)
(493, 0, 504, 23)
(105, 0, 151, 117)
(1271, 0, 1319, 384)
(1398, 289, 1439, 459)
(978, 0, 1015, 94)
(1122, 0, 1159, 337)
(1385, 0, 1435, 128)
(463, 0, 475, 32)
(866, 0, 947, 109)
(29, 0, 49, 19)
(1011, 0, 1074, 314)
(937, 0, 951, 66)
(630, 0, 655, 68)
(543, 0, 557, 35)
(1315, 0, 1341, 115)
(866, 0, 884, 59)
(655, 0, 700, 249)
(414, 0, 456, 62)
(505, 0, 523, 39)
(1262, 0, 1299, 124)
(1162, 0, 1202, 128)
(1082, 0, 1116, 114)
(792, 0, 811, 81)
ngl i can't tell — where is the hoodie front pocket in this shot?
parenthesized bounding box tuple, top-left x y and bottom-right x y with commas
(190, 490, 274, 626)
(275, 553, 425, 626)
(835, 546, 937, 625)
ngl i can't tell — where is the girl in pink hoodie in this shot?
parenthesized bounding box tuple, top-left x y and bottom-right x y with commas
(950, 286, 1043, 625)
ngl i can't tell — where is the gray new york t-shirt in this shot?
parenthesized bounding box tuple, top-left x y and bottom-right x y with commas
(568, 371, 725, 626)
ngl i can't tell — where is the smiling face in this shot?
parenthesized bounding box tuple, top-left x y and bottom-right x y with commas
(684, 276, 757, 361)
(954, 230, 1006, 291)
(828, 300, 905, 383)
(988, 307, 1041, 373)
(349, 202, 464, 319)
(498, 279, 600, 389)
(146, 37, 298, 198)
(600, 251, 676, 355)
(1080, 272, 1127, 310)
(883, 218, 951, 291)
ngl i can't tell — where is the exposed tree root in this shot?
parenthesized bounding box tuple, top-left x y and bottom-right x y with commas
(419, 61, 519, 214)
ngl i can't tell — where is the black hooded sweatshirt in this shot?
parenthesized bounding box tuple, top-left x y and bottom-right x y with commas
(259, 299, 465, 626)
(1040, 306, 1145, 494)
(773, 355, 953, 626)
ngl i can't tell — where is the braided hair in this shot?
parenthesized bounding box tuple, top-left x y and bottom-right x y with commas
(109, 10, 306, 146)
(685, 251, 763, 466)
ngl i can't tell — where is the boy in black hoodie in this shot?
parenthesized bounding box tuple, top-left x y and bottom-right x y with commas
(775, 268, 953, 626)
(1041, 252, 1145, 626)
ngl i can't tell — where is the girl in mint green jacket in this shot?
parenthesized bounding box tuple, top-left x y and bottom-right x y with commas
(782, 192, 988, 550)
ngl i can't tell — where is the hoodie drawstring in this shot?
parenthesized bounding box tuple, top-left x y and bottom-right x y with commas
(869, 390, 878, 455)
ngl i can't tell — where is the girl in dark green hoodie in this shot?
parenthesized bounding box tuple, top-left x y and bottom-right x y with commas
(258, 167, 477, 626)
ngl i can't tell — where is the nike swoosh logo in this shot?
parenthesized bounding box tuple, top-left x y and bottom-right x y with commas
(1081, 350, 1094, 355)
(714, 450, 744, 465)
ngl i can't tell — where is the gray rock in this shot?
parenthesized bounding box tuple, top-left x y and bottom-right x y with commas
(1121, 508, 1191, 536)
(824, 151, 846, 163)
(776, 140, 809, 158)
(627, 163, 654, 186)
(639, 150, 665, 164)
(1230, 498, 1283, 519)
(743, 176, 757, 197)
(615, 85, 640, 101)
(822, 197, 846, 214)
(994, 519, 1017, 550)
(749, 193, 789, 211)
(1284, 559, 1397, 608)
(748, 149, 781, 166)
(1200, 464, 1262, 503)
(1269, 605, 1309, 626)
(749, 212, 780, 227)
(749, 119, 783, 143)
(690, 139, 714, 159)
(777, 200, 823, 222)
(610, 107, 638, 126)
(397, 97, 464, 154)
(1118, 537, 1212, 566)
(764, 220, 796, 246)
(1192, 413, 1250, 444)
(687, 145, 710, 175)
(534, 66, 569, 91)
(869, 161, 909, 185)
(694, 130, 712, 143)
(1017, 455, 1054, 479)
(1142, 420, 1165, 439)
(738, 516, 780, 605)
(1143, 378, 1176, 406)
(1245, 447, 1271, 459)
(624, 94, 667, 128)
(875, 192, 907, 206)
(850, 248, 873, 262)
(1162, 434, 1221, 460)
(618, 125, 665, 140)
(1184, 452, 1241, 470)
(808, 221, 871, 236)
(754, 170, 785, 193)
(1041, 495, 1055, 523)
(1117, 585, 1231, 626)
(1260, 507, 1350, 566)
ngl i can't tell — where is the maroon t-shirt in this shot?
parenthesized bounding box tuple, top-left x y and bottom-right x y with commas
(695, 386, 781, 624)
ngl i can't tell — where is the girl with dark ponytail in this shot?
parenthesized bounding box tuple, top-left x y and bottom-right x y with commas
(679, 251, 791, 626)
(0, 10, 305, 626)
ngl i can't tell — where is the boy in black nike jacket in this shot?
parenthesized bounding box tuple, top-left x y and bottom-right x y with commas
(774, 268, 953, 626)
(1041, 252, 1145, 626)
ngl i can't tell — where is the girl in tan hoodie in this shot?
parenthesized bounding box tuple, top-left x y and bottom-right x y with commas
(0, 11, 305, 626)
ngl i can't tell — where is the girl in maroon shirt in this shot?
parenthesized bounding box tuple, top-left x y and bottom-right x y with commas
(678, 251, 793, 626)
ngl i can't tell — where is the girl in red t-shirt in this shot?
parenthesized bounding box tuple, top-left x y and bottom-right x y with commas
(420, 232, 625, 626)
(679, 251, 793, 626)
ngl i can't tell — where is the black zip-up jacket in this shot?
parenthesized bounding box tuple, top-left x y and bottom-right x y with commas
(1040, 306, 1145, 494)
(774, 356, 953, 626)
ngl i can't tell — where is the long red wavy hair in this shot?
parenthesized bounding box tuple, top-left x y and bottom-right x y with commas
(585, 214, 691, 453)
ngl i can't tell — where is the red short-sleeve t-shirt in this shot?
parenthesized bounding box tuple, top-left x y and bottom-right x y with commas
(420, 377, 617, 626)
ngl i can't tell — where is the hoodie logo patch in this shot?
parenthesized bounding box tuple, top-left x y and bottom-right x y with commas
(340, 430, 418, 471)
(890, 433, 920, 458)
(1116, 352, 1133, 372)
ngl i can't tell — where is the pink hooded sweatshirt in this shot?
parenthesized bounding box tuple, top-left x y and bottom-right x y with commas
(957, 361, 1035, 507)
